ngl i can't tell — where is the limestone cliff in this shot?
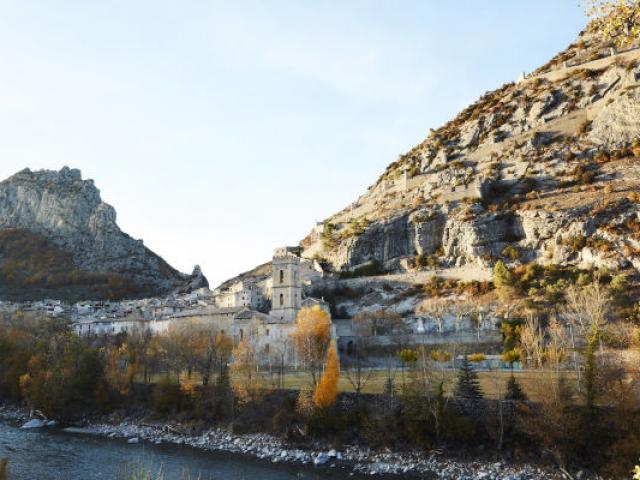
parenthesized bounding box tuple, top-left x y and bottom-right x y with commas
(299, 29, 640, 278)
(0, 167, 206, 301)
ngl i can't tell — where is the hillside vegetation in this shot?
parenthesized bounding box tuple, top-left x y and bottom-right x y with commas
(0, 229, 145, 301)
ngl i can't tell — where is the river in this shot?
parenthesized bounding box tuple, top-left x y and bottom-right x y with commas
(0, 422, 369, 480)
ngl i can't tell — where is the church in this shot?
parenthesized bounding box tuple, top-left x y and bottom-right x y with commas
(229, 246, 332, 366)
(71, 246, 332, 366)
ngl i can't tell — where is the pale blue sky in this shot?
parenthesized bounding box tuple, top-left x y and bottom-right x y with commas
(0, 1, 587, 287)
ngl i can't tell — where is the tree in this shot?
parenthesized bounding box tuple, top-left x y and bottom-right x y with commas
(452, 301, 473, 332)
(561, 279, 612, 414)
(470, 297, 495, 341)
(505, 374, 527, 401)
(344, 314, 375, 396)
(519, 316, 544, 368)
(313, 341, 339, 408)
(230, 336, 260, 404)
(454, 355, 483, 400)
(417, 298, 449, 333)
(584, 0, 640, 47)
(291, 306, 331, 386)
(493, 261, 514, 289)
(352, 309, 402, 337)
(397, 348, 418, 389)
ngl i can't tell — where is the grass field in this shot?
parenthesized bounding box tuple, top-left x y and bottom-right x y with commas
(254, 368, 573, 401)
(146, 368, 574, 402)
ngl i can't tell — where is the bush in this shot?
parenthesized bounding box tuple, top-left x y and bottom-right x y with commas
(151, 377, 182, 415)
(501, 245, 520, 261)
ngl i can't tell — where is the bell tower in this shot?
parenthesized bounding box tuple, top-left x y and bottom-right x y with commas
(269, 247, 302, 322)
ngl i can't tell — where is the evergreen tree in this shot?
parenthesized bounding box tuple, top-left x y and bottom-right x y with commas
(383, 375, 395, 397)
(493, 261, 514, 288)
(454, 355, 483, 400)
(505, 374, 527, 401)
(215, 364, 234, 419)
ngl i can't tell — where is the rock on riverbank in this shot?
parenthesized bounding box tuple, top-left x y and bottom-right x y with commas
(0, 404, 583, 479)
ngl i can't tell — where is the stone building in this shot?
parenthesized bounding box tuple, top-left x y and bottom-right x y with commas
(270, 246, 303, 322)
(69, 246, 332, 367)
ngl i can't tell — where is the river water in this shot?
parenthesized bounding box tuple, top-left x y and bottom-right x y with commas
(0, 422, 367, 480)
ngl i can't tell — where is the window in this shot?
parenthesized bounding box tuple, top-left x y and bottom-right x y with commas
(279, 294, 284, 306)
(265, 344, 270, 354)
(265, 328, 270, 336)
(239, 328, 244, 340)
(279, 270, 284, 284)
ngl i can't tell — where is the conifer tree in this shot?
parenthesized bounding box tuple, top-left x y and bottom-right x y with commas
(454, 355, 483, 400)
(505, 374, 527, 401)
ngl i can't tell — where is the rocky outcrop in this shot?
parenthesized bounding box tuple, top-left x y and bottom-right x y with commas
(0, 167, 204, 297)
(294, 30, 640, 279)
(589, 87, 640, 146)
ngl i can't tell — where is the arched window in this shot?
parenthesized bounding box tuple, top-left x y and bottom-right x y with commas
(239, 328, 244, 340)
(265, 328, 270, 336)
(279, 270, 284, 284)
(279, 293, 284, 306)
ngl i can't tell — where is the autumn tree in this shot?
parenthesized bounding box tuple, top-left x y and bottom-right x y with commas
(230, 337, 260, 403)
(291, 306, 331, 386)
(584, 0, 640, 47)
(313, 341, 339, 408)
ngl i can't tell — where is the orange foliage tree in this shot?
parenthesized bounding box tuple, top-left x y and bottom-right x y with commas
(290, 306, 331, 386)
(313, 341, 339, 408)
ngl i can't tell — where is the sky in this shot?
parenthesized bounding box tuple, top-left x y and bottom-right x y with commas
(0, 1, 588, 287)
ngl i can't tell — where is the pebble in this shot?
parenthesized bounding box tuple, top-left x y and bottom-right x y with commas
(0, 404, 596, 479)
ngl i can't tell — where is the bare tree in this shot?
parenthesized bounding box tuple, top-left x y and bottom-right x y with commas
(452, 301, 473, 332)
(352, 309, 403, 337)
(417, 298, 450, 333)
(520, 316, 544, 369)
(470, 297, 494, 341)
(344, 314, 375, 396)
(560, 279, 612, 413)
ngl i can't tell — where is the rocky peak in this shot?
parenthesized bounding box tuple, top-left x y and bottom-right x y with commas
(0, 167, 205, 300)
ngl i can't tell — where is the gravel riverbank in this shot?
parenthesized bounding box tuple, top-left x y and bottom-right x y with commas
(0, 404, 583, 479)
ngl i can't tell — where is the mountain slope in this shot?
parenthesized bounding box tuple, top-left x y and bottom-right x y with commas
(299, 28, 640, 279)
(0, 167, 206, 301)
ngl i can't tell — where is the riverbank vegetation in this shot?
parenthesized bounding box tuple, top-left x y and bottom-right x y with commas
(2, 275, 640, 478)
(0, 458, 7, 480)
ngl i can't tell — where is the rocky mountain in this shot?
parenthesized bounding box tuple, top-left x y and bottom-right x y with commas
(0, 167, 207, 301)
(296, 28, 640, 280)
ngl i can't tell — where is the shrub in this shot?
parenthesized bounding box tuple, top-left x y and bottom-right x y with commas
(563, 235, 587, 253)
(493, 261, 514, 288)
(501, 245, 520, 261)
(468, 353, 486, 362)
(577, 120, 592, 136)
(151, 377, 182, 414)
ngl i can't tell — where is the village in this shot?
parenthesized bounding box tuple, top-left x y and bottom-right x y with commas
(0, 245, 503, 367)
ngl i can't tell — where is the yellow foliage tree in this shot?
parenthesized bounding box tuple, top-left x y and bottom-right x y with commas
(230, 337, 261, 403)
(313, 341, 339, 408)
(584, 0, 640, 47)
(291, 306, 331, 386)
(179, 370, 199, 397)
